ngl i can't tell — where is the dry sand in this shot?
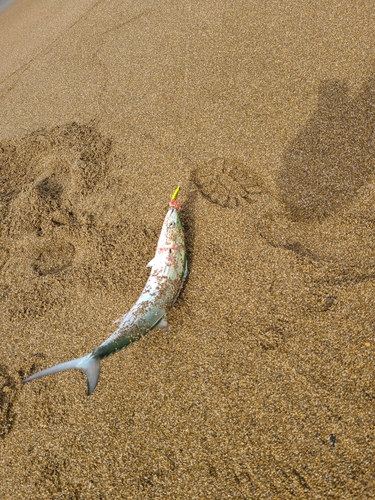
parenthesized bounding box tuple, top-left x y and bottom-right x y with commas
(0, 1, 13, 13)
(0, 0, 375, 498)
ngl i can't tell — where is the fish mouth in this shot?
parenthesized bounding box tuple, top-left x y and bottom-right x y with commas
(169, 199, 181, 211)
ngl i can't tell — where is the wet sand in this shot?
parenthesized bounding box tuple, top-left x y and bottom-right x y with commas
(0, 0, 375, 498)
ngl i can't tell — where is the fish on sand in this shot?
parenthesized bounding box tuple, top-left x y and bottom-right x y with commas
(23, 186, 187, 395)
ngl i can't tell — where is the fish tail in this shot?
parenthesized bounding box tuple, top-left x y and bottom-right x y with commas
(23, 354, 101, 395)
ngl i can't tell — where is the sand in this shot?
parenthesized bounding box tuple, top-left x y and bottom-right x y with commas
(0, 1, 13, 12)
(0, 0, 374, 498)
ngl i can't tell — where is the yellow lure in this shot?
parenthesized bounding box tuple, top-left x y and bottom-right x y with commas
(171, 185, 181, 201)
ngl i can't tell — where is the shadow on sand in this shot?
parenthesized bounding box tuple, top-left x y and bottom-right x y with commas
(279, 76, 375, 222)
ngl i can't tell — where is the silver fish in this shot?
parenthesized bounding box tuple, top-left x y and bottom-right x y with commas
(23, 187, 187, 395)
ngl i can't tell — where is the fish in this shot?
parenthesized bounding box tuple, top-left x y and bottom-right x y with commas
(23, 186, 188, 395)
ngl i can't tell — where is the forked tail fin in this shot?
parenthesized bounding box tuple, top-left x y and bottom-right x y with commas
(23, 354, 101, 395)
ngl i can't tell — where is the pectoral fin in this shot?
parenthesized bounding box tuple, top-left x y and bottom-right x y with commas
(157, 317, 168, 328)
(147, 257, 156, 268)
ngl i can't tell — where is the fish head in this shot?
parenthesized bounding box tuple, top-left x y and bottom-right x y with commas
(165, 187, 182, 237)
(164, 206, 183, 242)
(159, 206, 185, 277)
(153, 192, 186, 278)
(159, 199, 185, 252)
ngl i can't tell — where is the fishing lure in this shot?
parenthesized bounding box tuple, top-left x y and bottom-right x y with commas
(23, 186, 187, 394)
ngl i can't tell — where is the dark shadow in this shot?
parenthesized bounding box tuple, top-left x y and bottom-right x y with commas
(279, 77, 375, 222)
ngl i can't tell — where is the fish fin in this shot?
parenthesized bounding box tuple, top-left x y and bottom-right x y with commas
(23, 354, 101, 396)
(146, 257, 156, 268)
(113, 318, 122, 325)
(183, 259, 188, 278)
(156, 317, 168, 328)
(85, 357, 101, 395)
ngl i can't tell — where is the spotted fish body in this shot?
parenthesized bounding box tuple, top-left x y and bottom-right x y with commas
(93, 197, 187, 358)
(23, 188, 187, 395)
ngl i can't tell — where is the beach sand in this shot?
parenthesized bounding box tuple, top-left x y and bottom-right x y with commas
(0, 1, 13, 13)
(0, 0, 374, 498)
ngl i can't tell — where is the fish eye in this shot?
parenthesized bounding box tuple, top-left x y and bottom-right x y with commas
(168, 220, 176, 228)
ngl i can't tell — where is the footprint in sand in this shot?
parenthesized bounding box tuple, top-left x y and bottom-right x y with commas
(193, 157, 266, 208)
(1, 122, 113, 240)
(0, 122, 115, 319)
